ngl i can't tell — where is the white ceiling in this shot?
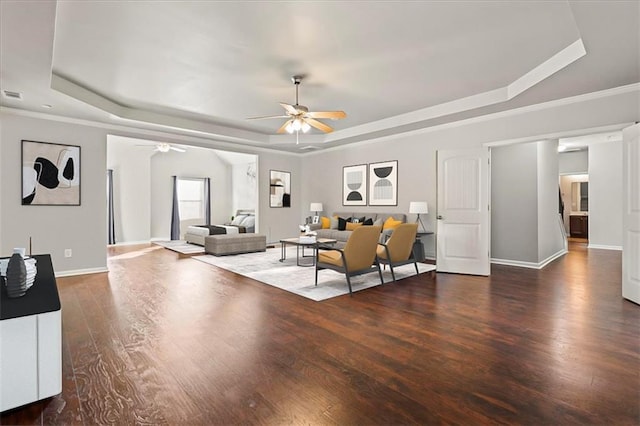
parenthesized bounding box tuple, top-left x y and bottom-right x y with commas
(1, 1, 638, 153)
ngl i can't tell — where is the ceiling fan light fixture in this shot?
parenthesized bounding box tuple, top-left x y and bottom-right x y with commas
(292, 118, 302, 131)
(285, 121, 294, 134)
(157, 143, 171, 152)
(301, 121, 311, 133)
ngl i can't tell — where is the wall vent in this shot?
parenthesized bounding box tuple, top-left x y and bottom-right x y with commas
(3, 90, 23, 100)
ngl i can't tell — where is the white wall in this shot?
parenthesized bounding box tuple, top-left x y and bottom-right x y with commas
(0, 113, 108, 274)
(232, 161, 257, 215)
(588, 141, 623, 249)
(150, 148, 233, 240)
(559, 150, 588, 174)
(106, 137, 153, 243)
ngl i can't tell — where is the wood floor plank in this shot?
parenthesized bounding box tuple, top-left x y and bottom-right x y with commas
(2, 241, 638, 425)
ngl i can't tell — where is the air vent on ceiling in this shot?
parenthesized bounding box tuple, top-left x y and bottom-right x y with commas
(3, 90, 23, 100)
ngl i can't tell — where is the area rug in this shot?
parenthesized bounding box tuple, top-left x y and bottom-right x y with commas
(153, 240, 205, 254)
(193, 247, 436, 301)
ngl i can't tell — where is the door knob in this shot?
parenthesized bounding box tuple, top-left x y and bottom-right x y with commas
(437, 215, 444, 220)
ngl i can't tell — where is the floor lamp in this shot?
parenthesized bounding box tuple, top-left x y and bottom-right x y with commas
(409, 201, 428, 232)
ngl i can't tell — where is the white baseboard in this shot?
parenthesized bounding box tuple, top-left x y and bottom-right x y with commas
(55, 267, 109, 278)
(491, 248, 567, 269)
(110, 240, 152, 246)
(587, 244, 622, 251)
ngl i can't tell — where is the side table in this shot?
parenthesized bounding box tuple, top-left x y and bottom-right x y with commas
(414, 232, 434, 262)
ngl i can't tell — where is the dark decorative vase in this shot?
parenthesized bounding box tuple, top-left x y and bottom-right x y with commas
(5, 252, 27, 298)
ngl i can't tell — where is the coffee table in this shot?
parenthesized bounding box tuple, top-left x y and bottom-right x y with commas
(279, 237, 337, 267)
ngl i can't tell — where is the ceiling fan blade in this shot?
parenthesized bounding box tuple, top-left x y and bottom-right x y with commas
(276, 119, 293, 134)
(305, 111, 346, 120)
(280, 103, 299, 115)
(170, 146, 186, 152)
(247, 114, 290, 120)
(304, 117, 334, 133)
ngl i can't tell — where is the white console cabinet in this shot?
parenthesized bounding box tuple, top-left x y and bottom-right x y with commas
(0, 255, 61, 412)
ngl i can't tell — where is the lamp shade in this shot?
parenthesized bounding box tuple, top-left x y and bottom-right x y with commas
(310, 203, 323, 213)
(409, 201, 428, 214)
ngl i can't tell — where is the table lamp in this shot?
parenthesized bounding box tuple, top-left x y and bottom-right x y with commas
(310, 202, 323, 224)
(409, 201, 428, 232)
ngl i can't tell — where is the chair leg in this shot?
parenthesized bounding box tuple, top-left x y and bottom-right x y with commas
(413, 260, 419, 275)
(376, 262, 384, 284)
(315, 265, 319, 286)
(345, 274, 353, 295)
(389, 263, 397, 282)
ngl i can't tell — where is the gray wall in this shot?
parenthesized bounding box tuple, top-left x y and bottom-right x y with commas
(1, 114, 108, 274)
(491, 142, 539, 262)
(589, 141, 623, 248)
(300, 89, 638, 260)
(1, 86, 637, 273)
(537, 139, 564, 262)
(231, 161, 258, 216)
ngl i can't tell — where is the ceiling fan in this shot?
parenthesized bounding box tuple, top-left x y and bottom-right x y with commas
(248, 75, 346, 135)
(137, 143, 186, 153)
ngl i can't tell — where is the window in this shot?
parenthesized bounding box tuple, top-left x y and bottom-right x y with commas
(177, 178, 205, 221)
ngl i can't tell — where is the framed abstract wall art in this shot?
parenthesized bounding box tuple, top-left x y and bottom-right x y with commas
(269, 170, 291, 207)
(343, 164, 367, 206)
(22, 140, 81, 205)
(368, 160, 397, 206)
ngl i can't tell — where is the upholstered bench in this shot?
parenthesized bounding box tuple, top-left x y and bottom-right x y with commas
(205, 234, 266, 256)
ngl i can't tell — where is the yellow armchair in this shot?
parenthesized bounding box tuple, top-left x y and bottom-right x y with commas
(376, 223, 419, 282)
(315, 225, 383, 295)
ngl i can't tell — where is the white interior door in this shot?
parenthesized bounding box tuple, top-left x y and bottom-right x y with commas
(622, 124, 640, 305)
(436, 148, 490, 275)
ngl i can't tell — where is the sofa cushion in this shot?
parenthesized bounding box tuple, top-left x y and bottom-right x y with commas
(346, 222, 363, 231)
(337, 217, 348, 231)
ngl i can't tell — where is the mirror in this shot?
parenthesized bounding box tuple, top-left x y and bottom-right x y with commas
(571, 181, 588, 213)
(269, 170, 291, 208)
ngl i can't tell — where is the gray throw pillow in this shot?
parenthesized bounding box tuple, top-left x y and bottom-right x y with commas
(330, 216, 339, 229)
(373, 217, 384, 227)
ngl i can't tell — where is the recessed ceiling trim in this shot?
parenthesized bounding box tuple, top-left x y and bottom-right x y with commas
(50, 73, 270, 146)
(508, 39, 586, 99)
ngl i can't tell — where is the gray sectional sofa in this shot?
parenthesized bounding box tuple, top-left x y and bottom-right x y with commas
(309, 211, 406, 247)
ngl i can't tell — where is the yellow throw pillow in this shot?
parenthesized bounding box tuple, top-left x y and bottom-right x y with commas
(346, 222, 363, 231)
(321, 216, 331, 229)
(383, 217, 403, 230)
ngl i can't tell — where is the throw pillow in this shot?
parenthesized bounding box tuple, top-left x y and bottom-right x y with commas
(321, 216, 331, 229)
(240, 215, 255, 228)
(338, 217, 348, 231)
(231, 215, 247, 226)
(383, 216, 403, 230)
(330, 216, 339, 229)
(346, 222, 363, 231)
(363, 218, 374, 226)
(373, 217, 384, 227)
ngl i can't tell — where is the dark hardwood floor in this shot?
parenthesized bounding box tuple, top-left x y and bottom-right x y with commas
(2, 241, 638, 425)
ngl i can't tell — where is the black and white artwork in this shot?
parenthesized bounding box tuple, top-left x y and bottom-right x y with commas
(270, 170, 291, 208)
(368, 160, 397, 206)
(22, 140, 80, 205)
(343, 164, 367, 206)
